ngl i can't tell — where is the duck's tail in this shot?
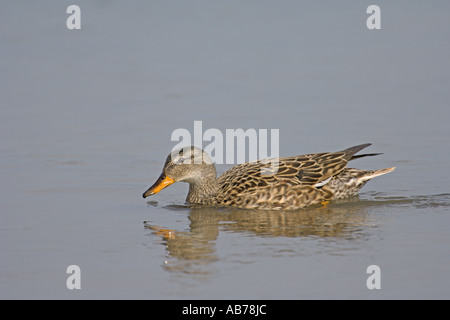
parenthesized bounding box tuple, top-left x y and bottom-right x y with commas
(358, 167, 396, 182)
(341, 143, 384, 161)
(328, 167, 396, 200)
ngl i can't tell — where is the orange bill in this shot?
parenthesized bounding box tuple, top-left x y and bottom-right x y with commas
(142, 173, 175, 198)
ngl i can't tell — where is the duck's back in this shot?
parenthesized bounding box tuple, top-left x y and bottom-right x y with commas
(215, 151, 351, 209)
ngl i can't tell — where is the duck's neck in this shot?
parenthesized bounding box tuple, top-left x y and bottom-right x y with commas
(186, 174, 219, 205)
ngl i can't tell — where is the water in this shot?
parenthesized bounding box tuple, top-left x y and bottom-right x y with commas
(1, 1, 449, 299)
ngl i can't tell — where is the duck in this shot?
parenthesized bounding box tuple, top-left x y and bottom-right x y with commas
(142, 143, 395, 210)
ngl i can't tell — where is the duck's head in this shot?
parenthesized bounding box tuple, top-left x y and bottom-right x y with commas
(142, 146, 216, 198)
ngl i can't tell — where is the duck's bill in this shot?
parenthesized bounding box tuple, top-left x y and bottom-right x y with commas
(142, 174, 175, 198)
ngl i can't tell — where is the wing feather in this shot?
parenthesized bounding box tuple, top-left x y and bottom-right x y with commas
(218, 151, 350, 197)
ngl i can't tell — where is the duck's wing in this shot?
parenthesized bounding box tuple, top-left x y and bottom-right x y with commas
(217, 152, 345, 193)
(217, 143, 373, 192)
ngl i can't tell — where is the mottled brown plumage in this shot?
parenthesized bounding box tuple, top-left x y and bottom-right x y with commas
(142, 144, 395, 210)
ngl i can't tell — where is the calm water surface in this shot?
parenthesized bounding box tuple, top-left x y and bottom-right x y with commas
(1, 1, 450, 299)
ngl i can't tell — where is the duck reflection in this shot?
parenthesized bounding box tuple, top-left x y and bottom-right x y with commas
(144, 198, 377, 275)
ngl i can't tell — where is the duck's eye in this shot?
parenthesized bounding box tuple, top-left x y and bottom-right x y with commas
(174, 157, 185, 165)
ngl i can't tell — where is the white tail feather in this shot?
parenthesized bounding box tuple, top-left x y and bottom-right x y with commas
(360, 167, 396, 182)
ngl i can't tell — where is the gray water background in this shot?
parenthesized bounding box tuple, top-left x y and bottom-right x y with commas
(1, 1, 449, 299)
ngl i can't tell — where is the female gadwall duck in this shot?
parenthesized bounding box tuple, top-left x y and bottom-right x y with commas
(142, 143, 395, 210)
